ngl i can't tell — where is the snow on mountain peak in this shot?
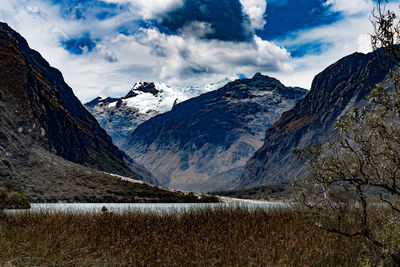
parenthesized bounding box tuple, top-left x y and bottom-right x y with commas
(121, 78, 232, 114)
(84, 78, 232, 147)
(123, 81, 185, 114)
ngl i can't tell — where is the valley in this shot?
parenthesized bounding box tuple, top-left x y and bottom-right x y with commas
(1, 0, 400, 264)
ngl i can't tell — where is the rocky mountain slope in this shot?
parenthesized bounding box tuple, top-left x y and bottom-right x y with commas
(0, 22, 195, 202)
(0, 22, 135, 176)
(123, 73, 307, 192)
(233, 51, 395, 189)
(85, 79, 231, 147)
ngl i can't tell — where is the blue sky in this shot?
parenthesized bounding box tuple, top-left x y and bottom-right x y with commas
(0, 0, 397, 101)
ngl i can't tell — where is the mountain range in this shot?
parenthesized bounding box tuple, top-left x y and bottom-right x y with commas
(90, 50, 394, 194)
(122, 74, 307, 192)
(1, 21, 394, 200)
(0, 22, 216, 203)
(85, 79, 231, 147)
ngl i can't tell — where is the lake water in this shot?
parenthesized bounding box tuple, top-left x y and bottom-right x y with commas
(7, 202, 290, 214)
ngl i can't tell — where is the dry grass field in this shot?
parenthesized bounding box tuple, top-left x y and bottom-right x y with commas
(0, 206, 373, 266)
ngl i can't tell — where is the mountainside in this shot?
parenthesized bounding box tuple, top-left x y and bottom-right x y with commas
(233, 51, 395, 189)
(0, 22, 135, 176)
(85, 79, 231, 147)
(123, 73, 307, 192)
(0, 22, 178, 201)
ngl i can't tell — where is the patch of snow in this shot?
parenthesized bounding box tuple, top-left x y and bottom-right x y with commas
(124, 91, 163, 113)
(132, 81, 148, 90)
(183, 78, 232, 99)
(218, 196, 281, 204)
(108, 101, 118, 108)
(123, 79, 232, 115)
(252, 90, 274, 96)
(105, 172, 146, 184)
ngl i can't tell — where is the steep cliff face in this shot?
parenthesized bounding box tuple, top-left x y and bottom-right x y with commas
(0, 22, 167, 201)
(0, 22, 136, 176)
(124, 73, 307, 192)
(233, 51, 395, 189)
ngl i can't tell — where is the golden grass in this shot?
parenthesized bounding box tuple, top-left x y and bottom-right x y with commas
(0, 207, 369, 266)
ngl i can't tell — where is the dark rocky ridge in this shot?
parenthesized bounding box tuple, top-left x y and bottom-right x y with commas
(125, 82, 160, 98)
(124, 74, 307, 192)
(85, 96, 120, 108)
(0, 22, 134, 175)
(0, 22, 165, 202)
(233, 51, 395, 189)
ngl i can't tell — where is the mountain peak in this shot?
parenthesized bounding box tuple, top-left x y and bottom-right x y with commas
(249, 72, 279, 83)
(252, 72, 263, 79)
(125, 81, 161, 98)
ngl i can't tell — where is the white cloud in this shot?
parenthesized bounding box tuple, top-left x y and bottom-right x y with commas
(239, 0, 267, 29)
(1, 0, 395, 102)
(96, 43, 118, 62)
(0, 0, 292, 102)
(357, 33, 372, 53)
(274, 9, 375, 89)
(135, 27, 291, 79)
(103, 0, 184, 19)
(325, 0, 373, 15)
(178, 21, 214, 38)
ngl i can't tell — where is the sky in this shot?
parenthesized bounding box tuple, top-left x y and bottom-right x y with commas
(0, 0, 399, 102)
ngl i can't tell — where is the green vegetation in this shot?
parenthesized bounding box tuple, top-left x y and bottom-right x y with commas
(0, 180, 30, 210)
(293, 1, 400, 264)
(0, 207, 372, 266)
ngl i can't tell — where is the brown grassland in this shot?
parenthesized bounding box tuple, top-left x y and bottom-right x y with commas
(0, 206, 376, 266)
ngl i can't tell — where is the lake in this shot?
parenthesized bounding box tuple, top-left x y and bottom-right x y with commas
(7, 202, 290, 214)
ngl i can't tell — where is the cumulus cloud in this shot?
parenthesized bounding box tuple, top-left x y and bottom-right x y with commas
(103, 0, 184, 19)
(0, 0, 289, 101)
(239, 0, 267, 29)
(0, 0, 393, 103)
(157, 0, 254, 42)
(134, 27, 291, 79)
(178, 21, 214, 38)
(274, 7, 375, 89)
(96, 43, 118, 62)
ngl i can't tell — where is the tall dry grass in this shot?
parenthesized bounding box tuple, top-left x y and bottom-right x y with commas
(0, 207, 369, 266)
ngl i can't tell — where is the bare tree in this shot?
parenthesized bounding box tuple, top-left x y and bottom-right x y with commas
(294, 0, 400, 264)
(371, 0, 400, 60)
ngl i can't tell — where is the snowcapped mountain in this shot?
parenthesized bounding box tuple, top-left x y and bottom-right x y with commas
(123, 73, 308, 192)
(85, 79, 231, 147)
